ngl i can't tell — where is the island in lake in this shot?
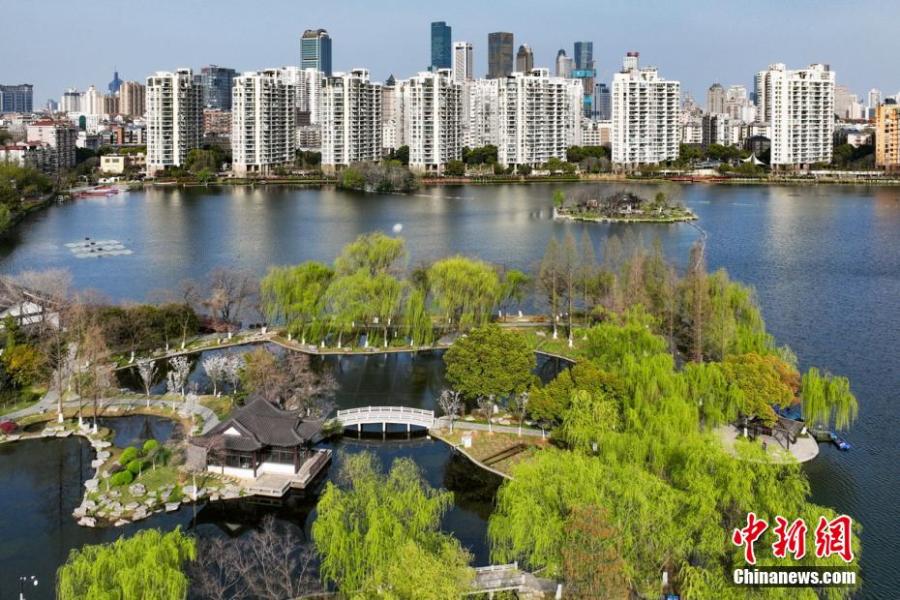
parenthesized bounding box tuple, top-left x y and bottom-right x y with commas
(554, 190, 697, 223)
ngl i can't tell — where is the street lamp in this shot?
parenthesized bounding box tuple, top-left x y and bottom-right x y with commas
(19, 575, 38, 600)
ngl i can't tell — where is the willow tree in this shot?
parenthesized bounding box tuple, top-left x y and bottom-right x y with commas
(335, 232, 407, 276)
(427, 256, 501, 332)
(260, 261, 333, 342)
(312, 453, 472, 596)
(555, 389, 621, 452)
(801, 368, 859, 431)
(404, 289, 434, 347)
(57, 528, 196, 600)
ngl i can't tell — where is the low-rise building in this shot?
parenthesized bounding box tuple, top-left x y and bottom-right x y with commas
(26, 119, 78, 171)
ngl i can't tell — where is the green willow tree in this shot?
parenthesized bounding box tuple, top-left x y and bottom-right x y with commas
(427, 256, 501, 332)
(801, 368, 859, 431)
(335, 232, 407, 276)
(312, 453, 473, 597)
(260, 261, 333, 342)
(57, 528, 196, 600)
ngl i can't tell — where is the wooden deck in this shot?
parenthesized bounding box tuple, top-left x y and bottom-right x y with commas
(242, 449, 332, 498)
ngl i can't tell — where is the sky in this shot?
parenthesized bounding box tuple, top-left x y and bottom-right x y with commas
(4, 0, 899, 105)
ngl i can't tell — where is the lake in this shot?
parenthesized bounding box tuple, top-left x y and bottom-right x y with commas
(1, 182, 898, 598)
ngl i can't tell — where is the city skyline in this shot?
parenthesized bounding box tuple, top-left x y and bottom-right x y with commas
(5, 0, 899, 105)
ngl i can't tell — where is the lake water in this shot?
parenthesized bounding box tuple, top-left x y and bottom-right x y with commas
(1, 183, 898, 598)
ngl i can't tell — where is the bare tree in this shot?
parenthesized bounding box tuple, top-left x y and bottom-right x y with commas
(478, 396, 495, 433)
(137, 359, 157, 402)
(189, 516, 321, 600)
(202, 354, 229, 396)
(241, 348, 337, 415)
(223, 354, 242, 396)
(205, 268, 257, 326)
(438, 389, 463, 432)
(7, 269, 74, 420)
(513, 391, 529, 437)
(167, 355, 191, 397)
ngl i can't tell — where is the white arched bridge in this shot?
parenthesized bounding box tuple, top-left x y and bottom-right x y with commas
(336, 406, 435, 432)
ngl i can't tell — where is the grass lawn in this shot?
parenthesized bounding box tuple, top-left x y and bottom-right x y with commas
(199, 395, 235, 420)
(434, 429, 548, 476)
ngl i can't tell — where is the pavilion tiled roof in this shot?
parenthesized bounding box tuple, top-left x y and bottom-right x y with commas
(198, 398, 323, 451)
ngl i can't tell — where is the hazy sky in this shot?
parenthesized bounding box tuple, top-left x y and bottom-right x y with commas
(5, 0, 899, 105)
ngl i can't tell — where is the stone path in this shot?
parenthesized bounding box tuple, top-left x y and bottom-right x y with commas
(715, 424, 820, 463)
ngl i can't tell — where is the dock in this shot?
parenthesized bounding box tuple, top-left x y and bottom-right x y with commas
(243, 449, 332, 498)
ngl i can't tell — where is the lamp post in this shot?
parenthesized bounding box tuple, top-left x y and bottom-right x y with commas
(18, 575, 38, 600)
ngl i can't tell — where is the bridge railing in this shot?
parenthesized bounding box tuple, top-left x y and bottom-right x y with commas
(336, 406, 435, 426)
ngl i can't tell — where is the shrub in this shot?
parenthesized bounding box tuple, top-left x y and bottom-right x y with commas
(109, 470, 134, 487)
(126, 459, 145, 476)
(142, 439, 159, 454)
(118, 447, 139, 465)
(167, 484, 183, 503)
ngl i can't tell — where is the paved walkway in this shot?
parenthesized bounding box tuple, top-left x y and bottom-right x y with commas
(715, 424, 819, 463)
(5, 392, 220, 434)
(435, 417, 548, 438)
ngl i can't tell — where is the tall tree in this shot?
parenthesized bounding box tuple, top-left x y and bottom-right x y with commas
(560, 231, 579, 344)
(577, 230, 598, 325)
(561, 506, 628, 600)
(538, 237, 562, 338)
(427, 256, 501, 332)
(334, 232, 407, 276)
(260, 261, 333, 342)
(444, 325, 535, 402)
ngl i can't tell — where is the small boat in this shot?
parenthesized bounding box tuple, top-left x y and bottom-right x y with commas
(830, 432, 852, 451)
(77, 186, 120, 197)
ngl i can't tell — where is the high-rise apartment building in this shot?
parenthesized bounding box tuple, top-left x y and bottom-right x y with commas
(867, 89, 882, 110)
(594, 82, 611, 120)
(320, 69, 381, 172)
(875, 103, 900, 171)
(707, 83, 726, 114)
(60, 89, 82, 113)
(761, 63, 835, 168)
(462, 79, 501, 149)
(834, 84, 852, 119)
(382, 75, 399, 152)
(452, 42, 473, 83)
(0, 84, 34, 113)
(497, 69, 581, 167)
(396, 70, 462, 173)
(119, 81, 146, 117)
(280, 66, 324, 125)
(555, 50, 573, 79)
(515, 45, 534, 73)
(82, 85, 104, 117)
(431, 22, 452, 70)
(146, 69, 203, 175)
(611, 52, 680, 167)
(488, 32, 514, 79)
(200, 66, 237, 110)
(231, 70, 296, 176)
(301, 29, 332, 76)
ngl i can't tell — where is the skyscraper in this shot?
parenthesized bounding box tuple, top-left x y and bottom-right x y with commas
(555, 50, 574, 79)
(200, 65, 237, 110)
(867, 88, 882, 109)
(875, 103, 900, 171)
(146, 69, 203, 175)
(515, 45, 534, 73)
(108, 70, 123, 94)
(452, 42, 473, 83)
(301, 29, 332, 76)
(0, 84, 34, 113)
(430, 22, 452, 70)
(594, 82, 611, 120)
(611, 52, 680, 167)
(572, 42, 595, 118)
(573, 41, 593, 71)
(488, 32, 514, 79)
(707, 83, 726, 114)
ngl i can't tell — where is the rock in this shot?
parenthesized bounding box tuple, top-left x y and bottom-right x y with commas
(90, 459, 103, 468)
(84, 479, 99, 492)
(165, 502, 180, 512)
(108, 490, 120, 497)
(83, 500, 97, 510)
(78, 517, 96, 527)
(183, 485, 197, 496)
(114, 519, 129, 527)
(72, 507, 86, 518)
(128, 483, 146, 496)
(96, 451, 110, 460)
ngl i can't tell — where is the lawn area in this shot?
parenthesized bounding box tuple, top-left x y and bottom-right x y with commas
(198, 394, 235, 420)
(0, 386, 46, 417)
(433, 429, 548, 477)
(509, 327, 589, 362)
